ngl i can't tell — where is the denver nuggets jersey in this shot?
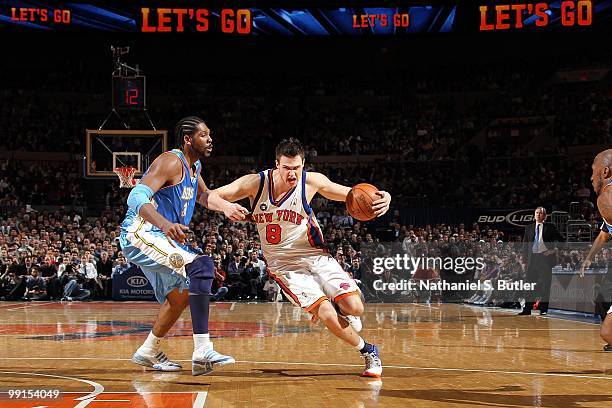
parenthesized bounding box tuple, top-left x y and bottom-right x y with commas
(601, 181, 612, 233)
(251, 170, 327, 262)
(121, 149, 201, 240)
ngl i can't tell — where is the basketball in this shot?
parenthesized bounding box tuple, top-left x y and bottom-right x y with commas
(346, 183, 380, 221)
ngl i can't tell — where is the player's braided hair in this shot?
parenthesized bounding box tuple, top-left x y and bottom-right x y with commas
(174, 116, 206, 148)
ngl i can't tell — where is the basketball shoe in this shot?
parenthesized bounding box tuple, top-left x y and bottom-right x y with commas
(192, 343, 235, 376)
(361, 344, 383, 377)
(132, 350, 182, 371)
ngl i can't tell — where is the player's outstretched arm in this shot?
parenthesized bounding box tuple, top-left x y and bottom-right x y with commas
(580, 229, 610, 277)
(307, 172, 392, 217)
(197, 175, 249, 221)
(307, 172, 351, 201)
(127, 154, 189, 243)
(212, 174, 262, 202)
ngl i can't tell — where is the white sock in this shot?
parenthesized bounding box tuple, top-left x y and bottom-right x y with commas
(354, 337, 365, 351)
(138, 331, 162, 357)
(193, 333, 212, 353)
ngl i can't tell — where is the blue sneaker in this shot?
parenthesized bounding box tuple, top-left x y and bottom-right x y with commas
(361, 344, 383, 377)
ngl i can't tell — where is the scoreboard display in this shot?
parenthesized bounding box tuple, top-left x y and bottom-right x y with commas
(1, 1, 610, 35)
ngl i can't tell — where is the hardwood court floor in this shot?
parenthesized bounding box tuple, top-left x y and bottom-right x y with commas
(0, 301, 610, 407)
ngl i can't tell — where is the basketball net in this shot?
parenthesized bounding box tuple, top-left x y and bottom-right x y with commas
(114, 167, 137, 188)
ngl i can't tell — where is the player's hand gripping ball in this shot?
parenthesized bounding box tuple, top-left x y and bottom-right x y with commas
(346, 183, 387, 221)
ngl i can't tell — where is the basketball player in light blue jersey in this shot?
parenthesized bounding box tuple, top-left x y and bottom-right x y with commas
(581, 149, 612, 350)
(120, 116, 248, 375)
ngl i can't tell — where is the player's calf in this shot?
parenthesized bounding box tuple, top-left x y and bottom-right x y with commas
(133, 289, 188, 371)
(186, 255, 215, 335)
(315, 300, 340, 323)
(311, 300, 382, 376)
(151, 290, 190, 336)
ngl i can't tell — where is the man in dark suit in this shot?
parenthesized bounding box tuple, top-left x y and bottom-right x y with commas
(519, 206, 563, 315)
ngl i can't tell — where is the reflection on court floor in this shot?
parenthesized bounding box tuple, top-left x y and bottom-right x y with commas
(0, 301, 610, 407)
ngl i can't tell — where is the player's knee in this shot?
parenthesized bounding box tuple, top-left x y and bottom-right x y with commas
(313, 300, 336, 322)
(189, 277, 212, 295)
(338, 297, 364, 316)
(350, 303, 364, 316)
(177, 290, 190, 309)
(185, 256, 215, 279)
(186, 256, 215, 295)
(167, 288, 190, 310)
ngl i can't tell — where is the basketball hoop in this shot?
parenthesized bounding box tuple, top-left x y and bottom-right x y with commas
(114, 167, 137, 188)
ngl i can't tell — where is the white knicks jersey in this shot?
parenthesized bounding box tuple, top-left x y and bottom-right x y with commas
(251, 169, 328, 263)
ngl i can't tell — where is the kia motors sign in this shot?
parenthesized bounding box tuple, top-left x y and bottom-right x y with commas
(127, 276, 149, 288)
(550, 269, 607, 314)
(112, 265, 156, 301)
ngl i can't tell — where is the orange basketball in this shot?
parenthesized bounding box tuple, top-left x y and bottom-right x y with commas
(346, 183, 380, 221)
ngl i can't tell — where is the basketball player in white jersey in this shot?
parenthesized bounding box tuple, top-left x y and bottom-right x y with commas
(580, 149, 612, 349)
(210, 138, 391, 377)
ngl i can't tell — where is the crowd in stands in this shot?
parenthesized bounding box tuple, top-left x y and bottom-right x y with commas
(0, 154, 601, 216)
(1, 60, 608, 212)
(0, 187, 505, 303)
(0, 159, 84, 207)
(2, 59, 609, 155)
(1, 50, 610, 305)
(2, 186, 605, 308)
(0, 206, 126, 301)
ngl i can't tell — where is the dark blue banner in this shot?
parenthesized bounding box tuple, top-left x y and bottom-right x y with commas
(112, 265, 156, 301)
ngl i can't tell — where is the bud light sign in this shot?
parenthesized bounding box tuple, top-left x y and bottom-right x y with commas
(477, 208, 538, 230)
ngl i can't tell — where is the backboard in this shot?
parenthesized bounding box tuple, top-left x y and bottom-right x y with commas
(84, 130, 167, 178)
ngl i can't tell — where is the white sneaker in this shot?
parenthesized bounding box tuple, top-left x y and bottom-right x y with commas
(132, 350, 182, 371)
(361, 344, 383, 377)
(192, 343, 235, 376)
(341, 314, 362, 332)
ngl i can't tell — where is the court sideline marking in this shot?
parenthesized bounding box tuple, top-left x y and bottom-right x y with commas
(1, 358, 611, 381)
(194, 391, 208, 407)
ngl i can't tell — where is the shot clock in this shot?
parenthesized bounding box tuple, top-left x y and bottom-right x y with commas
(112, 76, 146, 110)
(99, 47, 155, 130)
